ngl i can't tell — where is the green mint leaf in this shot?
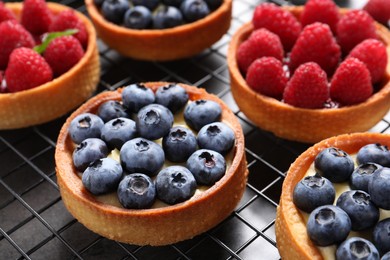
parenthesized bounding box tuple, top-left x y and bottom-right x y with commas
(33, 29, 79, 54)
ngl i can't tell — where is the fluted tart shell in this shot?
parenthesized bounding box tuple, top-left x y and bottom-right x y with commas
(55, 82, 248, 246)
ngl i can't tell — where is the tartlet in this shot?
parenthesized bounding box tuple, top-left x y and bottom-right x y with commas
(55, 82, 248, 246)
(227, 6, 390, 144)
(0, 2, 100, 130)
(85, 0, 232, 61)
(275, 132, 390, 259)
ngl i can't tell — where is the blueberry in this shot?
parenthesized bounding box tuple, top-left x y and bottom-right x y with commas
(153, 6, 184, 29)
(120, 137, 164, 176)
(184, 99, 222, 131)
(121, 83, 155, 113)
(197, 122, 235, 155)
(101, 0, 129, 25)
(306, 205, 351, 246)
(97, 100, 130, 122)
(117, 173, 156, 209)
(131, 0, 159, 10)
(156, 166, 196, 205)
(336, 237, 380, 260)
(314, 147, 355, 183)
(136, 104, 174, 140)
(204, 0, 223, 10)
(336, 190, 379, 231)
(82, 158, 123, 195)
(69, 113, 104, 144)
(368, 167, 390, 210)
(293, 175, 335, 213)
(101, 117, 137, 150)
(186, 149, 226, 185)
(357, 143, 390, 167)
(373, 218, 390, 255)
(155, 84, 189, 113)
(180, 0, 210, 23)
(123, 6, 152, 29)
(350, 163, 383, 192)
(73, 138, 109, 172)
(382, 251, 390, 260)
(162, 0, 183, 7)
(162, 126, 197, 162)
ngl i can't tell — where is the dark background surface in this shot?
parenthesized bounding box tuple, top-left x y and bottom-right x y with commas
(1, 0, 386, 259)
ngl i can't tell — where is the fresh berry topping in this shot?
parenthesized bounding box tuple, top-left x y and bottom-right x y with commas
(357, 143, 390, 167)
(283, 62, 329, 109)
(186, 149, 226, 186)
(289, 22, 341, 76)
(136, 104, 174, 140)
(82, 157, 123, 195)
(197, 122, 235, 155)
(123, 6, 152, 29)
(293, 175, 336, 213)
(180, 0, 210, 23)
(373, 218, 390, 255)
(204, 0, 222, 10)
(364, 0, 390, 25)
(368, 167, 390, 210)
(121, 83, 155, 112)
(347, 39, 387, 84)
(0, 2, 16, 23)
(330, 57, 373, 106)
(0, 21, 35, 70)
(336, 190, 379, 231)
(237, 28, 284, 74)
(306, 205, 351, 246)
(155, 84, 189, 113)
(101, 0, 129, 25)
(383, 252, 390, 260)
(49, 10, 88, 48)
(350, 163, 383, 192)
(336, 10, 378, 54)
(314, 147, 354, 183)
(252, 3, 301, 51)
(120, 137, 165, 177)
(153, 6, 184, 29)
(184, 99, 222, 131)
(21, 0, 52, 35)
(101, 117, 137, 150)
(132, 0, 159, 10)
(5, 47, 53, 93)
(162, 0, 183, 7)
(97, 100, 130, 122)
(43, 35, 84, 76)
(69, 113, 104, 144)
(72, 138, 109, 172)
(117, 173, 156, 209)
(156, 165, 197, 205)
(162, 126, 197, 163)
(246, 57, 287, 99)
(336, 237, 380, 260)
(300, 0, 340, 33)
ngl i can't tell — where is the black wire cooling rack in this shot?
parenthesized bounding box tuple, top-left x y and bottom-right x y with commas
(1, 0, 387, 259)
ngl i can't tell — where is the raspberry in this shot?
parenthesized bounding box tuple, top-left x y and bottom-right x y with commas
(237, 28, 284, 74)
(5, 47, 53, 93)
(336, 10, 378, 54)
(364, 0, 390, 25)
(283, 62, 329, 109)
(0, 2, 16, 23)
(21, 0, 53, 35)
(330, 57, 373, 106)
(246, 57, 287, 100)
(289, 22, 341, 76)
(300, 0, 340, 33)
(252, 3, 301, 51)
(0, 21, 35, 70)
(49, 10, 88, 49)
(43, 36, 85, 76)
(348, 39, 387, 84)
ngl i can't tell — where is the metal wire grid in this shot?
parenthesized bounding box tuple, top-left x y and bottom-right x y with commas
(0, 0, 388, 259)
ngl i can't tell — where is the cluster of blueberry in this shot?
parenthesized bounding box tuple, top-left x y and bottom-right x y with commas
(68, 83, 235, 209)
(94, 0, 222, 29)
(293, 144, 390, 258)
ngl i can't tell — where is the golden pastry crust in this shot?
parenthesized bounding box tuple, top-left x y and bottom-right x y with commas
(55, 82, 248, 246)
(0, 2, 100, 130)
(276, 132, 390, 260)
(227, 6, 390, 144)
(85, 0, 232, 61)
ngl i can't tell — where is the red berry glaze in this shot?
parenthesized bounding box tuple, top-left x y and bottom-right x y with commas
(300, 0, 340, 33)
(364, 0, 390, 25)
(0, 2, 16, 23)
(21, 0, 53, 35)
(330, 57, 373, 106)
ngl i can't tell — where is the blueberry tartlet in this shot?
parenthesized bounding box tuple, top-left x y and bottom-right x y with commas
(55, 82, 248, 246)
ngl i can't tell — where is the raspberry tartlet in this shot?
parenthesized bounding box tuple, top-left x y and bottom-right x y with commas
(275, 132, 390, 259)
(55, 82, 248, 246)
(0, 2, 99, 129)
(227, 5, 390, 143)
(85, 0, 231, 61)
